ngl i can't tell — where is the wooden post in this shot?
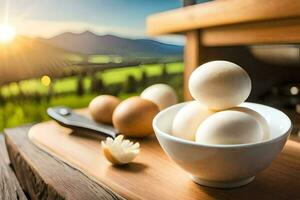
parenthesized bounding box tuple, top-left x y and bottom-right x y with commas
(183, 0, 203, 100)
(184, 30, 202, 100)
(183, 0, 196, 6)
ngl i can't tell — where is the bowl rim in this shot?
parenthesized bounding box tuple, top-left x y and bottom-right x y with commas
(153, 102, 292, 149)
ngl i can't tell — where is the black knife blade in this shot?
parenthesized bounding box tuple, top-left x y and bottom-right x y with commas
(47, 106, 117, 138)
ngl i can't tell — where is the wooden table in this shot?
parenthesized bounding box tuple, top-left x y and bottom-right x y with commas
(2, 124, 300, 200)
(0, 134, 27, 200)
(3, 125, 123, 200)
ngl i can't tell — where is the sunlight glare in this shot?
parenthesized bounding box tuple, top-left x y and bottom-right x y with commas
(41, 75, 51, 86)
(0, 24, 16, 44)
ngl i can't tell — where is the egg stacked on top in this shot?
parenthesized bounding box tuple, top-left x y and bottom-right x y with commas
(172, 61, 269, 145)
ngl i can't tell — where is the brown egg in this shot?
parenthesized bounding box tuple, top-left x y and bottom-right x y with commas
(89, 95, 121, 124)
(112, 96, 159, 137)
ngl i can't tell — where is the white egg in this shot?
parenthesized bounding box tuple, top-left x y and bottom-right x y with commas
(188, 61, 251, 110)
(141, 84, 178, 110)
(172, 101, 215, 141)
(195, 110, 264, 145)
(230, 106, 270, 140)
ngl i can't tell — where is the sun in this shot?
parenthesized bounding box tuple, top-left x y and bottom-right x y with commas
(0, 24, 16, 44)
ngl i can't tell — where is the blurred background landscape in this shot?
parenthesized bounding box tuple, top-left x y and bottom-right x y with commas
(2, 0, 300, 134)
(0, 0, 185, 130)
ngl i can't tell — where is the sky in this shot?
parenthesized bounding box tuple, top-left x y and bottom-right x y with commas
(0, 0, 185, 45)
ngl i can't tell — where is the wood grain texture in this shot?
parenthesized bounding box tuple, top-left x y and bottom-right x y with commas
(4, 125, 124, 200)
(202, 18, 300, 46)
(147, 0, 300, 35)
(0, 134, 27, 200)
(27, 115, 300, 200)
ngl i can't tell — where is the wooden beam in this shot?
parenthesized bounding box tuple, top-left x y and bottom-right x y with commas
(202, 18, 300, 46)
(147, 0, 300, 36)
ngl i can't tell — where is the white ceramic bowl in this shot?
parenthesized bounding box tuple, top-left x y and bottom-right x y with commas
(153, 102, 292, 188)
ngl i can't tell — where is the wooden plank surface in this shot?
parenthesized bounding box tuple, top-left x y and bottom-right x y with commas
(26, 114, 300, 200)
(147, 0, 300, 35)
(0, 134, 27, 200)
(202, 18, 300, 46)
(4, 125, 124, 200)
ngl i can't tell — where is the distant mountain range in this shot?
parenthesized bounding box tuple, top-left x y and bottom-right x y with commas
(39, 31, 183, 58)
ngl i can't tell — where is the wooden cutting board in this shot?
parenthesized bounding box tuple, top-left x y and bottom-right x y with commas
(28, 110, 300, 200)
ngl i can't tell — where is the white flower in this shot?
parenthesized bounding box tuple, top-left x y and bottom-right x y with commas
(101, 135, 140, 165)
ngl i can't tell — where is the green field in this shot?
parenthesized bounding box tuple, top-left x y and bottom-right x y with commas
(0, 62, 183, 131)
(1, 62, 183, 96)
